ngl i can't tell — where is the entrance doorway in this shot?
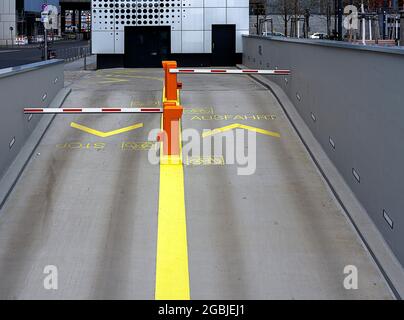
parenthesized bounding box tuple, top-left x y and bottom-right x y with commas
(124, 26, 171, 67)
(211, 24, 236, 66)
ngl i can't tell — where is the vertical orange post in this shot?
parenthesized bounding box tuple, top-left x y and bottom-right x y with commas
(161, 102, 183, 156)
(161, 60, 183, 156)
(162, 61, 182, 102)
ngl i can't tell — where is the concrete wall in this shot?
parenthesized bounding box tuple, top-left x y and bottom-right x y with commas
(0, 60, 64, 182)
(0, 0, 16, 45)
(243, 35, 404, 267)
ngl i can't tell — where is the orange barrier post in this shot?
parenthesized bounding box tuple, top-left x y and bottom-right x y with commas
(159, 101, 183, 156)
(162, 61, 182, 102)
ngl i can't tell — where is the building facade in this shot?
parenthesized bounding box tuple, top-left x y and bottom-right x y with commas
(0, 0, 60, 45)
(60, 0, 91, 39)
(0, 1, 17, 45)
(91, 0, 249, 68)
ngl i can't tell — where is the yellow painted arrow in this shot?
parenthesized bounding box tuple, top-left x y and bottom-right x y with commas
(98, 77, 130, 84)
(99, 75, 163, 84)
(202, 123, 280, 138)
(120, 75, 164, 82)
(70, 122, 143, 138)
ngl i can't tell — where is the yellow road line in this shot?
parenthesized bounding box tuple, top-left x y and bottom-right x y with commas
(98, 77, 130, 84)
(202, 123, 280, 138)
(70, 122, 143, 138)
(202, 123, 239, 137)
(155, 158, 189, 300)
(155, 99, 190, 300)
(238, 124, 280, 137)
(100, 75, 163, 84)
(119, 75, 164, 82)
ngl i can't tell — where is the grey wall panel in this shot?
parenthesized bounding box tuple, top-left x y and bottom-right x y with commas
(91, 0, 249, 54)
(243, 36, 404, 266)
(0, 60, 64, 182)
(0, 0, 16, 45)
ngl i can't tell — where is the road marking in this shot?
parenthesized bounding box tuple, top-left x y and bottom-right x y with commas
(190, 114, 276, 121)
(109, 69, 139, 75)
(186, 156, 225, 166)
(155, 106, 190, 299)
(98, 77, 130, 84)
(55, 141, 156, 151)
(70, 122, 143, 137)
(99, 75, 163, 84)
(183, 107, 215, 115)
(56, 142, 106, 150)
(120, 75, 164, 82)
(202, 123, 280, 138)
(0, 50, 20, 54)
(121, 141, 156, 151)
(131, 99, 161, 108)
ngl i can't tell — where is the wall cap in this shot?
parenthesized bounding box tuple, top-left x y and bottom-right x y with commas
(0, 59, 64, 80)
(243, 35, 404, 56)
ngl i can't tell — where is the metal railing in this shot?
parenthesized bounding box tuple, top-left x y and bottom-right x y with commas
(53, 46, 92, 62)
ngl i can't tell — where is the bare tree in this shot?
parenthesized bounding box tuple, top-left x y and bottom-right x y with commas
(272, 0, 320, 36)
(251, 0, 268, 34)
(275, 0, 294, 36)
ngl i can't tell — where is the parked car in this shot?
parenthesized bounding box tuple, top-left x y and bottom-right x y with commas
(14, 36, 28, 45)
(262, 31, 285, 37)
(310, 32, 329, 39)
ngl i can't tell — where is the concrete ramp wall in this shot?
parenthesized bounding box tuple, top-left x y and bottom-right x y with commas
(243, 36, 404, 269)
(0, 60, 64, 207)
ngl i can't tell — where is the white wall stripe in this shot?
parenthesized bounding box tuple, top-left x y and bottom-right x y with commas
(24, 108, 163, 114)
(169, 68, 291, 75)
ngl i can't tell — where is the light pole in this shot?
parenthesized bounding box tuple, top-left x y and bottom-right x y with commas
(9, 26, 14, 47)
(337, 0, 343, 40)
(400, 10, 404, 46)
(42, 7, 49, 61)
(44, 28, 48, 60)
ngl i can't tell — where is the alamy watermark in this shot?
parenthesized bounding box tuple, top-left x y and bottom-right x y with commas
(43, 265, 58, 290)
(147, 127, 258, 176)
(343, 265, 358, 290)
(343, 5, 359, 30)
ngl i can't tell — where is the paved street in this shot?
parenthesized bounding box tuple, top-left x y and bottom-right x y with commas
(0, 40, 89, 68)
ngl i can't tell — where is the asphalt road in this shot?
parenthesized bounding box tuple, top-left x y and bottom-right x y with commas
(0, 40, 90, 69)
(0, 66, 394, 299)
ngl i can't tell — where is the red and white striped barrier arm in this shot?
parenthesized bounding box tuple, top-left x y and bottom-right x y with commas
(169, 68, 291, 75)
(24, 107, 163, 114)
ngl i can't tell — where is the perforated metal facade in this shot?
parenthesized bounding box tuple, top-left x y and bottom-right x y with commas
(91, 0, 249, 55)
